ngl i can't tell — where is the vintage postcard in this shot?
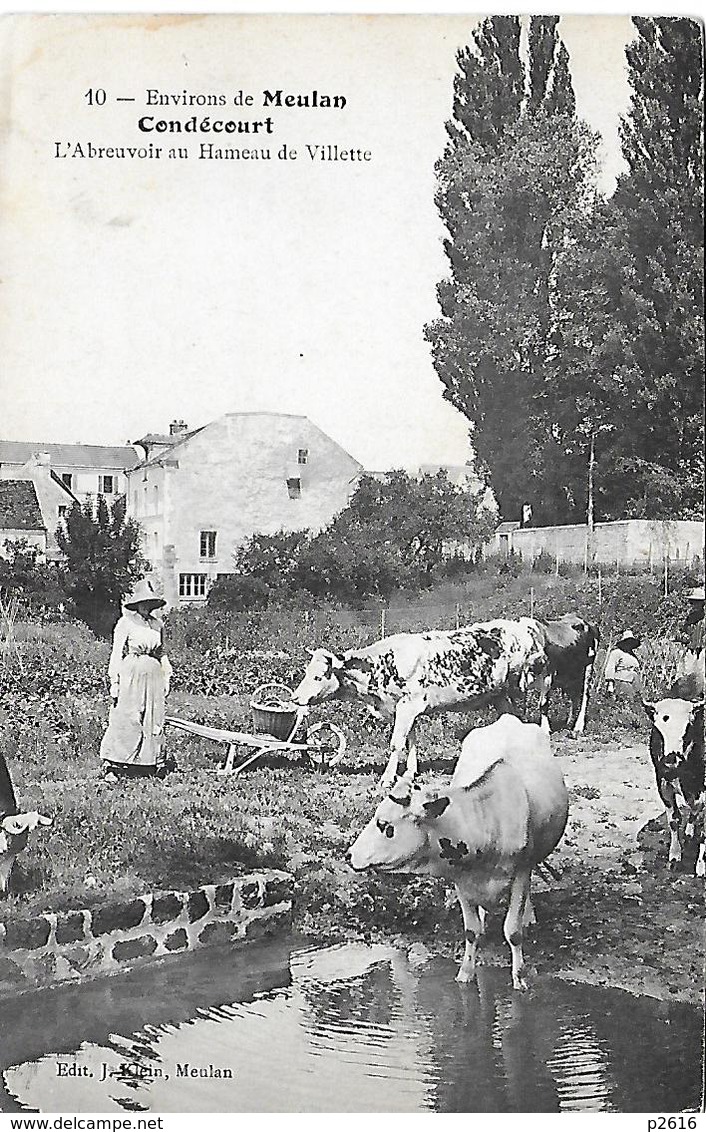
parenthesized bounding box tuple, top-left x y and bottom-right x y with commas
(0, 12, 703, 1118)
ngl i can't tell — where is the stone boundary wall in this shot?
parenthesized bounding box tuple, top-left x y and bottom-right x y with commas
(0, 869, 292, 1001)
(489, 519, 704, 567)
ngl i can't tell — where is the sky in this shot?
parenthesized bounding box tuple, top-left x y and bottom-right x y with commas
(0, 13, 635, 471)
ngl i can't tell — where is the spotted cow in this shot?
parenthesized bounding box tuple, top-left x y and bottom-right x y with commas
(347, 714, 569, 989)
(0, 752, 52, 895)
(291, 619, 547, 791)
(532, 614, 600, 735)
(643, 669, 705, 876)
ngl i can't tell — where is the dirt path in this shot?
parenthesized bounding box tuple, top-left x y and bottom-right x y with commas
(529, 734, 704, 1004)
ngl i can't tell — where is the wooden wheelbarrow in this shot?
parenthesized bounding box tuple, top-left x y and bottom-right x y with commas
(165, 682, 346, 775)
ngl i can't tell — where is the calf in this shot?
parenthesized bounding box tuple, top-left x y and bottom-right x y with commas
(292, 619, 547, 791)
(347, 715, 568, 989)
(0, 753, 52, 896)
(533, 614, 600, 735)
(643, 670, 705, 876)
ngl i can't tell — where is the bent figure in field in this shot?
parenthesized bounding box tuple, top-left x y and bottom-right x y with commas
(603, 629, 642, 702)
(679, 586, 705, 680)
(347, 715, 569, 990)
(100, 578, 173, 782)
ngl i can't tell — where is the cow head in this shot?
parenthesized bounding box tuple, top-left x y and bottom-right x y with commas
(347, 779, 451, 872)
(291, 648, 345, 707)
(0, 811, 53, 896)
(643, 697, 704, 770)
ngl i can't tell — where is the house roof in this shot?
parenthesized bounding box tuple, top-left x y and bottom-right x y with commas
(0, 480, 46, 531)
(0, 440, 139, 471)
(132, 414, 364, 472)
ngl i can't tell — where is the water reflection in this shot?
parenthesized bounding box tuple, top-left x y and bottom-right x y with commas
(0, 940, 701, 1113)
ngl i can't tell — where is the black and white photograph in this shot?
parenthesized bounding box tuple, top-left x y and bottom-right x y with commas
(0, 11, 703, 1116)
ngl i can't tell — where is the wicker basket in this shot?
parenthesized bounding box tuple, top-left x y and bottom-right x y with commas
(250, 682, 300, 740)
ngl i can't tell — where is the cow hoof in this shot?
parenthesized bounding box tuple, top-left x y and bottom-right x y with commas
(512, 976, 529, 993)
(695, 860, 705, 879)
(668, 858, 681, 871)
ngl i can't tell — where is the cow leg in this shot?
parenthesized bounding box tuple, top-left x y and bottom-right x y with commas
(380, 699, 422, 793)
(0, 855, 14, 896)
(402, 720, 419, 782)
(658, 780, 683, 868)
(685, 791, 705, 877)
(538, 673, 553, 734)
(503, 869, 531, 991)
(454, 882, 485, 983)
(571, 661, 594, 734)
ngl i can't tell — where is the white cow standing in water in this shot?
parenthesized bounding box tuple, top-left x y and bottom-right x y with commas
(347, 715, 568, 990)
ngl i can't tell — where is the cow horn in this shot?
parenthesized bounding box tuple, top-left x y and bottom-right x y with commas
(422, 795, 451, 820)
(2, 812, 52, 834)
(2, 815, 27, 835)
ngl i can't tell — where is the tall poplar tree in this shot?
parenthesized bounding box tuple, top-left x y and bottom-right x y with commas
(425, 16, 599, 523)
(611, 17, 704, 514)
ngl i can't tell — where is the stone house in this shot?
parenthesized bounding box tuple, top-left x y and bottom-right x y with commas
(126, 413, 364, 606)
(0, 441, 139, 505)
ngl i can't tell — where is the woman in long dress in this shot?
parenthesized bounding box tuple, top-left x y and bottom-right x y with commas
(99, 578, 173, 782)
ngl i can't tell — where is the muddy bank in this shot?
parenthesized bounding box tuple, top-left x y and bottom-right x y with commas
(322, 735, 704, 1007)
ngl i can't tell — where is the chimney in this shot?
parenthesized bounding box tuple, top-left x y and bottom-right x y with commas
(169, 420, 188, 437)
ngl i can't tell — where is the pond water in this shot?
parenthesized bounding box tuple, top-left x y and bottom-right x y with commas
(0, 939, 701, 1113)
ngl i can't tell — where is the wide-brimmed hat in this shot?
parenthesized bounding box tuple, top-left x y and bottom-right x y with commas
(123, 578, 165, 611)
(617, 629, 641, 648)
(685, 586, 705, 602)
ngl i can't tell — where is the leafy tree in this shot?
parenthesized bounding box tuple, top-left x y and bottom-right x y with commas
(425, 16, 600, 523)
(0, 538, 69, 617)
(548, 17, 704, 521)
(610, 16, 704, 514)
(300, 471, 496, 602)
(56, 495, 148, 637)
(207, 530, 310, 611)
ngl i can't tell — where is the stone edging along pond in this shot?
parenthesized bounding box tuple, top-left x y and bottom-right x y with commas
(0, 869, 293, 1000)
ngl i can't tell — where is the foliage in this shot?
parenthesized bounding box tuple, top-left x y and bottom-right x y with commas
(426, 16, 704, 526)
(56, 495, 149, 637)
(206, 472, 496, 609)
(299, 471, 496, 602)
(425, 15, 600, 524)
(611, 17, 704, 516)
(0, 538, 69, 616)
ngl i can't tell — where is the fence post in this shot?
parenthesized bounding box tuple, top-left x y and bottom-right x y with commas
(664, 554, 669, 597)
(530, 586, 535, 618)
(380, 608, 386, 639)
(304, 609, 310, 636)
(455, 602, 460, 630)
(598, 568, 602, 606)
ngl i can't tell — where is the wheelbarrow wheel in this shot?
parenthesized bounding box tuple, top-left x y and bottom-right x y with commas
(305, 722, 346, 772)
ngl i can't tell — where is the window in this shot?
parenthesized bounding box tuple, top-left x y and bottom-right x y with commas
(200, 530, 217, 559)
(287, 477, 301, 500)
(99, 474, 115, 494)
(60, 472, 72, 489)
(58, 505, 67, 518)
(179, 573, 207, 599)
(298, 448, 309, 465)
